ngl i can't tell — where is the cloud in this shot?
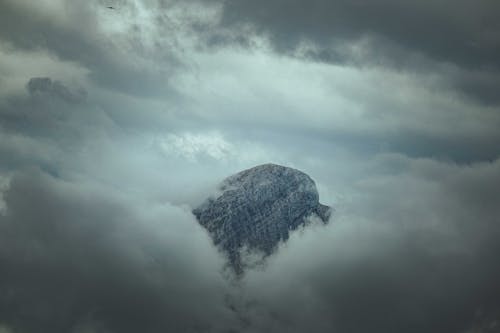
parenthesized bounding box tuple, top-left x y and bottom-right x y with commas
(198, 0, 500, 105)
(175, 49, 500, 162)
(0, 325, 14, 333)
(235, 156, 500, 333)
(1, 2, 498, 163)
(0, 0, 186, 98)
(0, 169, 236, 333)
(26, 77, 87, 104)
(0, 1, 499, 332)
(158, 131, 234, 161)
(215, 0, 500, 66)
(1, 152, 499, 333)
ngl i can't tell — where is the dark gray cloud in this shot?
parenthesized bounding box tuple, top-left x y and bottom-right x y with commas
(201, 0, 500, 105)
(26, 77, 87, 104)
(0, 1, 499, 332)
(2, 151, 500, 333)
(216, 0, 499, 66)
(0, 170, 234, 333)
(1, 77, 87, 133)
(0, 77, 99, 175)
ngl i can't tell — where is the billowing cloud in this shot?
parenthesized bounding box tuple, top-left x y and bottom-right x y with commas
(0, 0, 499, 332)
(0, 0, 187, 97)
(0, 170, 236, 333)
(208, 0, 500, 105)
(236, 156, 500, 333)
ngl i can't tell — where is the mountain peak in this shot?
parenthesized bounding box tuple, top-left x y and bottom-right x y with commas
(193, 164, 331, 274)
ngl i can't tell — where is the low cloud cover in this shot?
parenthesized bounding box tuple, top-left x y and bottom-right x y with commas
(0, 1, 499, 332)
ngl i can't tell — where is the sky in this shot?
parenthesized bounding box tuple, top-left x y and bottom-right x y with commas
(0, 0, 500, 332)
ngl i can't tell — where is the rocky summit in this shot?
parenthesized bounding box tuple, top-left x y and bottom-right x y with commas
(193, 164, 331, 274)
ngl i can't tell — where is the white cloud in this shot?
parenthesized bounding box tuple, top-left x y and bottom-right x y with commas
(157, 131, 233, 161)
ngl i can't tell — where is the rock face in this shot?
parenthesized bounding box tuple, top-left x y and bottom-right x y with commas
(193, 164, 331, 273)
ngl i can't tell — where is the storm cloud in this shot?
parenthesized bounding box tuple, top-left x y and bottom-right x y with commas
(0, 0, 499, 332)
(210, 0, 500, 105)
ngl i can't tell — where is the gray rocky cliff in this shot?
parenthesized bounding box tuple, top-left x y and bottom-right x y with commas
(193, 163, 331, 274)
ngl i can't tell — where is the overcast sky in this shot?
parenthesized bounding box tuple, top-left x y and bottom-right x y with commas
(1, 0, 500, 332)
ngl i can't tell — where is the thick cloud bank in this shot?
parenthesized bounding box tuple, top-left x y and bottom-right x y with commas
(1, 157, 500, 332)
(212, 0, 500, 106)
(0, 170, 233, 332)
(0, 0, 499, 332)
(241, 156, 500, 333)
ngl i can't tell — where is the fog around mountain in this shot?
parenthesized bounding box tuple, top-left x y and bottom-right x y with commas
(0, 1, 500, 332)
